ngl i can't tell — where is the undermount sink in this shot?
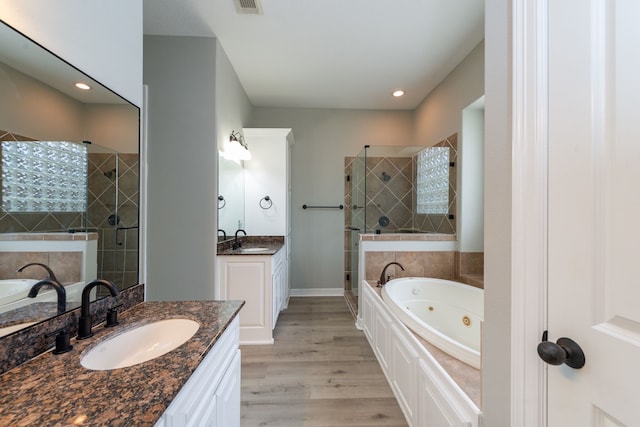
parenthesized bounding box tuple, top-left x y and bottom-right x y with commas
(80, 318, 199, 370)
(241, 247, 269, 252)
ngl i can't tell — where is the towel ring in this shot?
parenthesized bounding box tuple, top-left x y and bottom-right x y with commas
(218, 195, 226, 209)
(259, 196, 272, 209)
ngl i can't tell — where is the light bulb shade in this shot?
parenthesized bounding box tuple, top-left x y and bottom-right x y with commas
(222, 134, 251, 161)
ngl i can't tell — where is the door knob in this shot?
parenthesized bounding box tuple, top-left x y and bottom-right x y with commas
(537, 330, 585, 369)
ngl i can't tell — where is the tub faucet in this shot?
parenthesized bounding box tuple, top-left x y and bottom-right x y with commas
(17, 262, 59, 282)
(233, 229, 247, 250)
(28, 279, 66, 314)
(378, 262, 405, 287)
(77, 279, 119, 340)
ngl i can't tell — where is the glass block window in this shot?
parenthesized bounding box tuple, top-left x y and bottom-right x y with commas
(416, 146, 449, 214)
(1, 141, 87, 212)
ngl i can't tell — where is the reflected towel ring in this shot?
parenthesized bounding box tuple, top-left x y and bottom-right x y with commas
(218, 195, 226, 209)
(259, 196, 272, 209)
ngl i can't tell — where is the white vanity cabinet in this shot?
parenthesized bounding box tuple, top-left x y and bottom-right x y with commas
(217, 247, 288, 344)
(155, 316, 240, 427)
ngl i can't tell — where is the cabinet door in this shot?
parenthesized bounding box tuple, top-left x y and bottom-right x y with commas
(362, 286, 374, 343)
(272, 262, 283, 326)
(215, 350, 241, 427)
(373, 301, 391, 372)
(417, 360, 472, 427)
(224, 261, 267, 330)
(391, 324, 418, 426)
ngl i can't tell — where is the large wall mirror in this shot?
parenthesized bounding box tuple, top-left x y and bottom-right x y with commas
(217, 156, 245, 240)
(0, 20, 140, 335)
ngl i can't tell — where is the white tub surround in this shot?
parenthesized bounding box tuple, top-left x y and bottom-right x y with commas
(361, 281, 480, 427)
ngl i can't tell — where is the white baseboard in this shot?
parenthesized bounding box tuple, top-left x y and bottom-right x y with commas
(289, 288, 344, 297)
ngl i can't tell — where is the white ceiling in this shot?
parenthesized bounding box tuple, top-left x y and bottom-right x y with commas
(143, 0, 484, 110)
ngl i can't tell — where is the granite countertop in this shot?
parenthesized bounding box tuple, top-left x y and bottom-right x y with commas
(217, 235, 285, 256)
(0, 300, 244, 426)
(0, 302, 64, 330)
(218, 242, 283, 256)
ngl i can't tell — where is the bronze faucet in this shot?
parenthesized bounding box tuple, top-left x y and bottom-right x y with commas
(378, 262, 405, 287)
(77, 279, 119, 340)
(28, 279, 66, 314)
(233, 229, 247, 250)
(17, 262, 59, 282)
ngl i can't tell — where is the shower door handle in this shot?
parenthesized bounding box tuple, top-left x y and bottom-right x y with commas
(537, 330, 585, 369)
(346, 227, 360, 231)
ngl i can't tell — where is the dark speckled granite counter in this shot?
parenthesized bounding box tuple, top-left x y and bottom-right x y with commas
(0, 300, 244, 426)
(217, 235, 284, 256)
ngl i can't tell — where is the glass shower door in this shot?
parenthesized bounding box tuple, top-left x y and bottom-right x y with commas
(349, 146, 367, 300)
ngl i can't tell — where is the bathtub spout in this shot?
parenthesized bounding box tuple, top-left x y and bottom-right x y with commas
(378, 262, 405, 287)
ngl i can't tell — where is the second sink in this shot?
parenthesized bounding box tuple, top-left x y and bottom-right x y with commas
(80, 318, 199, 370)
(241, 247, 269, 253)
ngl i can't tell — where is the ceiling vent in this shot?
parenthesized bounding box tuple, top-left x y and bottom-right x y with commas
(234, 0, 263, 15)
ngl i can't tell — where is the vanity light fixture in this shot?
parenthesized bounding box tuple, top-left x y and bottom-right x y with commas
(222, 130, 251, 161)
(75, 82, 91, 90)
(392, 90, 405, 97)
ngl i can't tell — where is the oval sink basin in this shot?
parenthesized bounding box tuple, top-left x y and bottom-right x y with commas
(241, 247, 269, 252)
(81, 318, 199, 370)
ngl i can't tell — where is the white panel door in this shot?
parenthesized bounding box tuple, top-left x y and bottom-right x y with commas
(547, 0, 640, 425)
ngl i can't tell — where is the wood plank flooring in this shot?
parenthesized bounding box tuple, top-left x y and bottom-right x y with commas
(240, 297, 408, 427)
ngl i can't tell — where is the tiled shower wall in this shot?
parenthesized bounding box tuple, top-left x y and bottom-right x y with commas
(344, 133, 459, 291)
(88, 152, 139, 290)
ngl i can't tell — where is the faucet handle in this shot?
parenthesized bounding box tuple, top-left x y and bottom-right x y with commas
(106, 304, 123, 328)
(46, 327, 73, 354)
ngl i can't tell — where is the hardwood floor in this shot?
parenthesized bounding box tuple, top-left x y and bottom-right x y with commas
(240, 297, 409, 427)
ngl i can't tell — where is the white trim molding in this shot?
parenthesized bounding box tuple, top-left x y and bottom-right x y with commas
(289, 288, 344, 297)
(510, 0, 549, 426)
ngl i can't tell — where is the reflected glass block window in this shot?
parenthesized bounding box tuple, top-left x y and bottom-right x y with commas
(416, 146, 449, 214)
(1, 141, 87, 212)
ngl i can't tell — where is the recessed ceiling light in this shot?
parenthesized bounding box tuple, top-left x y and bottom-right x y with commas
(392, 90, 405, 97)
(75, 82, 91, 90)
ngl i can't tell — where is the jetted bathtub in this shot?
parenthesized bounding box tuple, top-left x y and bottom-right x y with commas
(381, 277, 484, 369)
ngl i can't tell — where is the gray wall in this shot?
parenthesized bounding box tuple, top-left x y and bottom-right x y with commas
(483, 0, 511, 424)
(144, 36, 218, 301)
(249, 108, 413, 291)
(144, 35, 252, 301)
(413, 41, 485, 147)
(215, 39, 253, 153)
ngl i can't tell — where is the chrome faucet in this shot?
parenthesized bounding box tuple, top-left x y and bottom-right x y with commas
(77, 279, 119, 340)
(17, 262, 59, 282)
(378, 262, 405, 287)
(233, 229, 247, 250)
(28, 279, 66, 314)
